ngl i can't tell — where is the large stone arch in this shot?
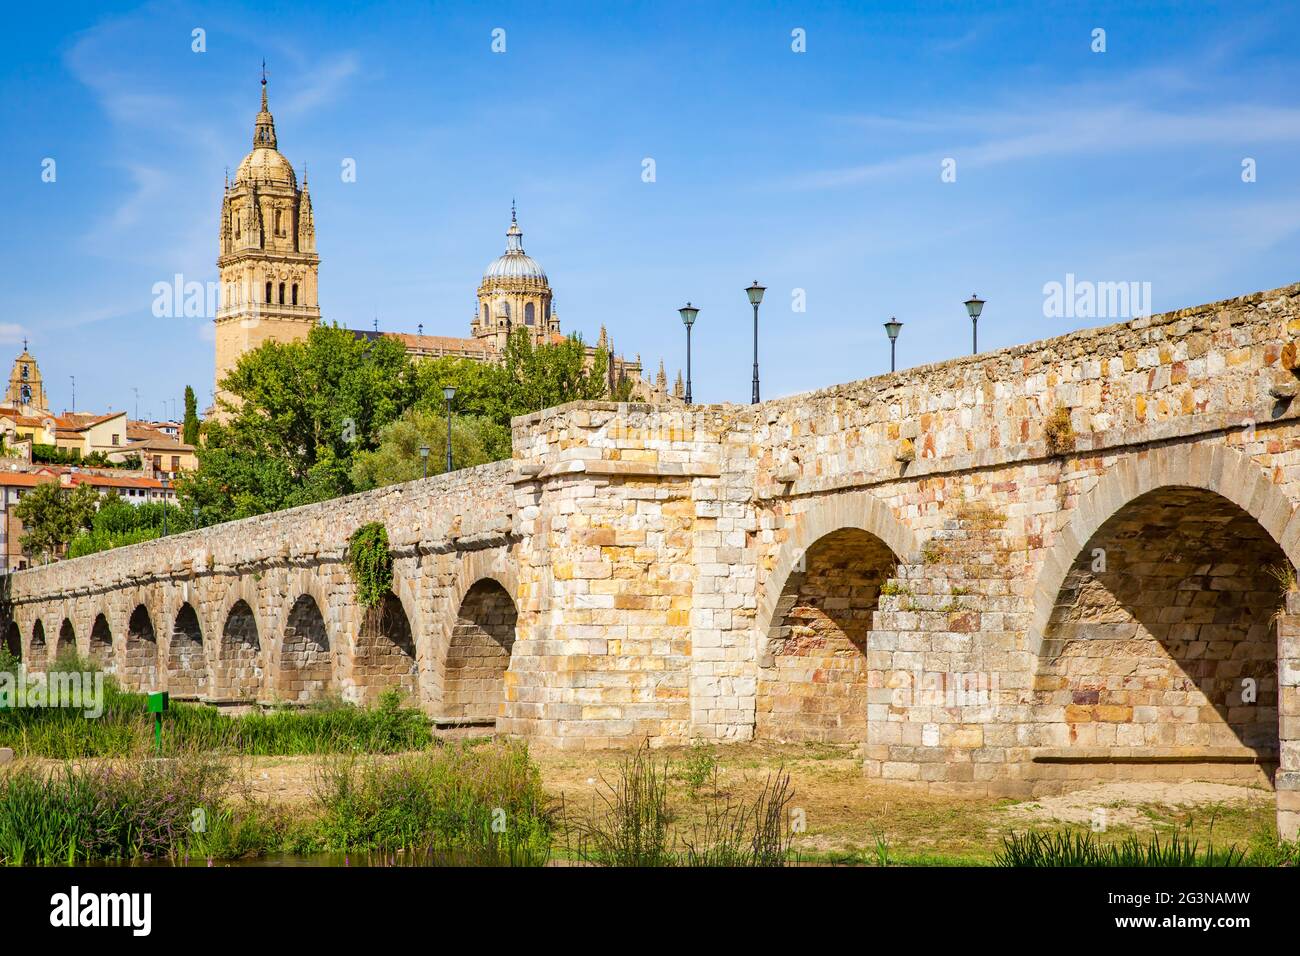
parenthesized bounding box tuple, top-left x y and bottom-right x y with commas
(3, 620, 20, 662)
(757, 489, 921, 644)
(1028, 443, 1300, 659)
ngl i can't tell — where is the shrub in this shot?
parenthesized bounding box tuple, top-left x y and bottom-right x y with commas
(996, 828, 1246, 867)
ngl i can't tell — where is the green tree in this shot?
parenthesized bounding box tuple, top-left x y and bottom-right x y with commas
(182, 385, 200, 445)
(14, 482, 100, 559)
(351, 408, 491, 490)
(183, 324, 414, 519)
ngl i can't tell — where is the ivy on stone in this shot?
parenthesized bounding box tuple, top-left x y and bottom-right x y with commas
(349, 522, 393, 608)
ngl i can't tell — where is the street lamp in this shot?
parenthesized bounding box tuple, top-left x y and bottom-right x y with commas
(678, 303, 698, 405)
(964, 294, 985, 355)
(443, 386, 457, 473)
(192, 504, 200, 530)
(746, 281, 765, 404)
(884, 317, 903, 372)
(419, 444, 429, 479)
(160, 477, 169, 536)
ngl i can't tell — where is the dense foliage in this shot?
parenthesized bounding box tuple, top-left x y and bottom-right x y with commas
(178, 322, 629, 523)
(13, 482, 99, 559)
(66, 494, 194, 558)
(348, 522, 393, 608)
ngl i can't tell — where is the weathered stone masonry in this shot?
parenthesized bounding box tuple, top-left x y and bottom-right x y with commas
(8, 282, 1300, 840)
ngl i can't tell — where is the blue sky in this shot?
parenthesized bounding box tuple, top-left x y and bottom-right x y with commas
(3, 0, 1300, 417)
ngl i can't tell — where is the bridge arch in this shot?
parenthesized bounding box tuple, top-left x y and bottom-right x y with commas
(215, 598, 263, 703)
(56, 618, 76, 662)
(757, 489, 921, 642)
(167, 602, 208, 699)
(1028, 443, 1300, 658)
(276, 586, 335, 704)
(124, 604, 159, 690)
(3, 620, 19, 662)
(89, 613, 113, 671)
(353, 587, 418, 705)
(30, 619, 46, 665)
(442, 577, 519, 726)
(1028, 443, 1299, 789)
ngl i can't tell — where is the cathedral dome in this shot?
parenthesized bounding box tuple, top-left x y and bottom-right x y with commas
(236, 147, 298, 186)
(483, 207, 547, 282)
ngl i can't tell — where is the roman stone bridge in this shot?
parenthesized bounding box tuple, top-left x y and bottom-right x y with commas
(6, 281, 1300, 839)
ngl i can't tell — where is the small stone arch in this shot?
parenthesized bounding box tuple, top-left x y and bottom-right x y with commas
(353, 589, 418, 705)
(56, 619, 76, 662)
(167, 602, 208, 699)
(1028, 443, 1300, 659)
(30, 619, 46, 665)
(216, 599, 263, 702)
(429, 549, 519, 709)
(124, 604, 158, 691)
(3, 620, 20, 662)
(277, 592, 334, 703)
(89, 613, 114, 671)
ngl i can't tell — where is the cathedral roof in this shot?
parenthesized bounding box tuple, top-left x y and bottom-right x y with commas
(482, 205, 547, 282)
(234, 78, 298, 188)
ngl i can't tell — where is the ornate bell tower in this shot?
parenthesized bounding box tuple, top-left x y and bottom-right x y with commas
(214, 71, 320, 406)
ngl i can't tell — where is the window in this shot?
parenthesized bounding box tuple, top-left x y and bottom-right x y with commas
(265, 281, 272, 303)
(292, 283, 298, 305)
(234, 214, 240, 239)
(275, 208, 282, 236)
(482, 303, 488, 323)
(153, 455, 162, 471)
(171, 456, 180, 472)
(525, 302, 535, 326)
(279, 282, 285, 304)
(111, 434, 119, 446)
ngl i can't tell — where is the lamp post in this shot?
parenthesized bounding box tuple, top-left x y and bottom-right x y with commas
(746, 281, 765, 403)
(192, 504, 199, 531)
(443, 386, 457, 473)
(160, 477, 169, 536)
(884, 317, 903, 372)
(964, 294, 985, 355)
(419, 445, 429, 479)
(678, 303, 698, 405)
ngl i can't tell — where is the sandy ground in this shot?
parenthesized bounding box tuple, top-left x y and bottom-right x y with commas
(215, 741, 1277, 861)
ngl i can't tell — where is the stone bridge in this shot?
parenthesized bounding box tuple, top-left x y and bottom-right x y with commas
(6, 281, 1300, 839)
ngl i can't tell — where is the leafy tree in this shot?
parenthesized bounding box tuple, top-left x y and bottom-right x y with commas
(185, 325, 413, 518)
(182, 385, 200, 445)
(14, 482, 100, 559)
(66, 493, 193, 558)
(351, 408, 492, 490)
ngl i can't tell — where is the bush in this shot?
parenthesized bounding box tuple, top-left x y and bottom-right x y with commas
(996, 828, 1246, 867)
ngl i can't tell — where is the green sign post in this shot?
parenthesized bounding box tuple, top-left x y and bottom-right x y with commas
(147, 691, 169, 754)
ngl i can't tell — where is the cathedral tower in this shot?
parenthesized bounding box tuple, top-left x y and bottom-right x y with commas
(214, 73, 320, 404)
(471, 204, 560, 351)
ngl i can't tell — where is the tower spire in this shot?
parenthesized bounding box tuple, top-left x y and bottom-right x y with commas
(253, 64, 277, 149)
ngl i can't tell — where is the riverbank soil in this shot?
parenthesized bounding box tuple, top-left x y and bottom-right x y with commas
(205, 741, 1277, 864)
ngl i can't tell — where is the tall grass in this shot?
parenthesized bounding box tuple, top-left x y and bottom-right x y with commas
(0, 655, 431, 757)
(996, 828, 1247, 867)
(565, 742, 795, 867)
(308, 740, 554, 865)
(0, 756, 233, 865)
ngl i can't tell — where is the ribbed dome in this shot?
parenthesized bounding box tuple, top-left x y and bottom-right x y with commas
(236, 147, 297, 186)
(483, 208, 547, 282)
